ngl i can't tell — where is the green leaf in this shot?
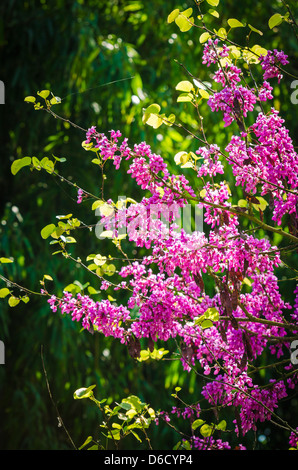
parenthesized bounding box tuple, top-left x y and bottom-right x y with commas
(237, 199, 248, 207)
(50, 96, 61, 105)
(53, 155, 66, 163)
(8, 296, 20, 307)
(107, 429, 121, 440)
(73, 385, 96, 400)
(144, 103, 161, 114)
(268, 13, 283, 29)
(0, 288, 10, 298)
(195, 307, 219, 328)
(40, 157, 54, 173)
(41, 224, 56, 239)
(137, 350, 150, 362)
(227, 18, 245, 28)
(143, 113, 163, 129)
(199, 32, 211, 43)
(200, 423, 214, 437)
(200, 319, 214, 329)
(0, 257, 13, 263)
(64, 283, 81, 295)
(131, 430, 142, 443)
(24, 96, 36, 103)
(37, 90, 50, 99)
(174, 151, 188, 165)
(177, 93, 193, 103)
(175, 80, 194, 92)
(167, 9, 180, 23)
(248, 24, 263, 35)
(32, 157, 41, 169)
(104, 264, 116, 276)
(206, 0, 219, 6)
(198, 89, 210, 99)
(192, 419, 205, 430)
(182, 7, 193, 18)
(216, 27, 227, 39)
(252, 196, 268, 211)
(122, 395, 144, 413)
(94, 254, 107, 266)
(78, 436, 93, 450)
(164, 113, 175, 126)
(11, 157, 32, 175)
(99, 230, 114, 239)
(175, 13, 193, 32)
(92, 200, 104, 211)
(208, 9, 219, 18)
(216, 420, 227, 431)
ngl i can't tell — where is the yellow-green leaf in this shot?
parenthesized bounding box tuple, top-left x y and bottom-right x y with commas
(198, 89, 210, 99)
(175, 80, 194, 92)
(227, 18, 245, 28)
(175, 13, 193, 32)
(73, 385, 96, 400)
(24, 96, 36, 103)
(177, 93, 193, 102)
(11, 157, 32, 175)
(0, 288, 10, 298)
(0, 257, 13, 263)
(167, 9, 180, 23)
(208, 9, 219, 18)
(174, 151, 188, 165)
(37, 90, 50, 99)
(199, 32, 211, 43)
(8, 296, 20, 307)
(41, 224, 56, 239)
(248, 24, 263, 36)
(206, 0, 219, 6)
(268, 13, 283, 29)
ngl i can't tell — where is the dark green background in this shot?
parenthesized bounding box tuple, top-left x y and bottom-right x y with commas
(0, 0, 297, 450)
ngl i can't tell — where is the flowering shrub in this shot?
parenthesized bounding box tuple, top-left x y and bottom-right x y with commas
(2, 1, 298, 450)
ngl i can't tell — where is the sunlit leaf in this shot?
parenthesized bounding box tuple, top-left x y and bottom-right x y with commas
(40, 224, 56, 239)
(268, 13, 283, 29)
(167, 9, 180, 23)
(227, 18, 245, 28)
(11, 157, 32, 175)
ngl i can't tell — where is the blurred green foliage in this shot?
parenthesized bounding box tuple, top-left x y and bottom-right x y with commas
(0, 0, 297, 450)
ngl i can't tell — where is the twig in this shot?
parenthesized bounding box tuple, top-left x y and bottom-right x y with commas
(41, 345, 77, 450)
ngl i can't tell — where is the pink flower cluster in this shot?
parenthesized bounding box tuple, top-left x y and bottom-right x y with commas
(225, 108, 298, 224)
(48, 291, 131, 341)
(259, 49, 289, 83)
(84, 127, 130, 169)
(202, 38, 229, 67)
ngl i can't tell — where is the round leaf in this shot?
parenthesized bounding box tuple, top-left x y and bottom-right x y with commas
(41, 224, 56, 239)
(268, 13, 283, 29)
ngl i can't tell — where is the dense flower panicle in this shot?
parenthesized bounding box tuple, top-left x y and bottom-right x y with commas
(48, 292, 131, 341)
(258, 81, 273, 102)
(259, 49, 289, 83)
(213, 63, 242, 87)
(225, 108, 298, 223)
(208, 85, 257, 127)
(195, 144, 224, 177)
(202, 38, 229, 67)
